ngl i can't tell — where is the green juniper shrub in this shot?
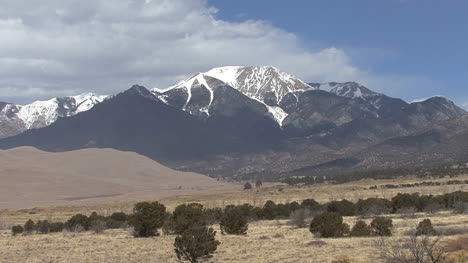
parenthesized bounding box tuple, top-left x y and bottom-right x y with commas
(370, 217, 393, 236)
(391, 193, 420, 212)
(261, 200, 278, 220)
(415, 219, 436, 236)
(24, 219, 35, 233)
(204, 208, 223, 225)
(129, 201, 166, 237)
(174, 225, 220, 263)
(276, 204, 290, 218)
(207, 208, 223, 224)
(220, 207, 248, 235)
(167, 203, 207, 235)
(110, 212, 128, 222)
(106, 218, 124, 229)
(350, 220, 372, 237)
(356, 198, 392, 216)
(11, 225, 24, 236)
(231, 204, 255, 219)
(309, 212, 350, 238)
(326, 199, 356, 216)
(300, 199, 320, 211)
(241, 203, 257, 218)
(49, 222, 64, 233)
(438, 191, 468, 209)
(66, 214, 91, 230)
(250, 207, 264, 220)
(415, 195, 437, 212)
(89, 212, 106, 222)
(36, 220, 50, 234)
(106, 212, 129, 229)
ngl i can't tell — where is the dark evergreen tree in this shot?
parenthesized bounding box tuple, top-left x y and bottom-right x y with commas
(300, 199, 320, 210)
(129, 201, 166, 237)
(11, 225, 24, 236)
(66, 214, 91, 230)
(326, 199, 357, 216)
(350, 220, 371, 237)
(24, 219, 35, 233)
(36, 220, 50, 234)
(309, 212, 349, 238)
(370, 217, 393, 236)
(220, 208, 248, 235)
(416, 219, 436, 236)
(167, 203, 207, 235)
(49, 222, 64, 233)
(174, 225, 220, 263)
(262, 200, 278, 220)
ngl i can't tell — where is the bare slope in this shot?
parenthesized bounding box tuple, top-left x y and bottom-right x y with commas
(0, 147, 225, 209)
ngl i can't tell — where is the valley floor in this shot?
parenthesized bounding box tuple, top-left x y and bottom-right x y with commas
(1, 175, 467, 263)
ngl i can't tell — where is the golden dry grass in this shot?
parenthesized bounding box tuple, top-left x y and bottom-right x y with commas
(0, 213, 466, 263)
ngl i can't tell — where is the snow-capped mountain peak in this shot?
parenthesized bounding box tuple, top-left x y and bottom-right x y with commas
(153, 66, 312, 125)
(206, 66, 311, 103)
(157, 66, 312, 105)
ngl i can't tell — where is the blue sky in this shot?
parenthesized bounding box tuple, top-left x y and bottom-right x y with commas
(0, 0, 466, 109)
(210, 0, 468, 107)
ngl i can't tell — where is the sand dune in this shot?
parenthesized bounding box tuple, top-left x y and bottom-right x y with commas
(0, 147, 226, 209)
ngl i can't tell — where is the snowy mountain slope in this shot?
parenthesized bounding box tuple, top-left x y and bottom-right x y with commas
(0, 93, 107, 138)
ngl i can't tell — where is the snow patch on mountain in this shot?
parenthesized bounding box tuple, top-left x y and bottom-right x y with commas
(72, 93, 109, 113)
(266, 105, 288, 124)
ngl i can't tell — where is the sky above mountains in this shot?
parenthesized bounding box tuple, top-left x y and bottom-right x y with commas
(0, 0, 467, 109)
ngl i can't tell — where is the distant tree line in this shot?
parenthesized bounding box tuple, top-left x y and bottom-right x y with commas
(282, 165, 468, 185)
(369, 179, 468, 190)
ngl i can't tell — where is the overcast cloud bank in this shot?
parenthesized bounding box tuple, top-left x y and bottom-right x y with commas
(0, 0, 454, 105)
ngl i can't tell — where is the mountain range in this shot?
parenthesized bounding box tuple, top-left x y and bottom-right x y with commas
(0, 93, 107, 138)
(0, 66, 466, 178)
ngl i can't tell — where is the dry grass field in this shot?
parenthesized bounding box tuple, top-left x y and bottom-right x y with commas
(0, 175, 467, 263)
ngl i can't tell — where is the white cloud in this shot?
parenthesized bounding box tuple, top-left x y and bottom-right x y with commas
(0, 0, 370, 103)
(0, 0, 450, 105)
